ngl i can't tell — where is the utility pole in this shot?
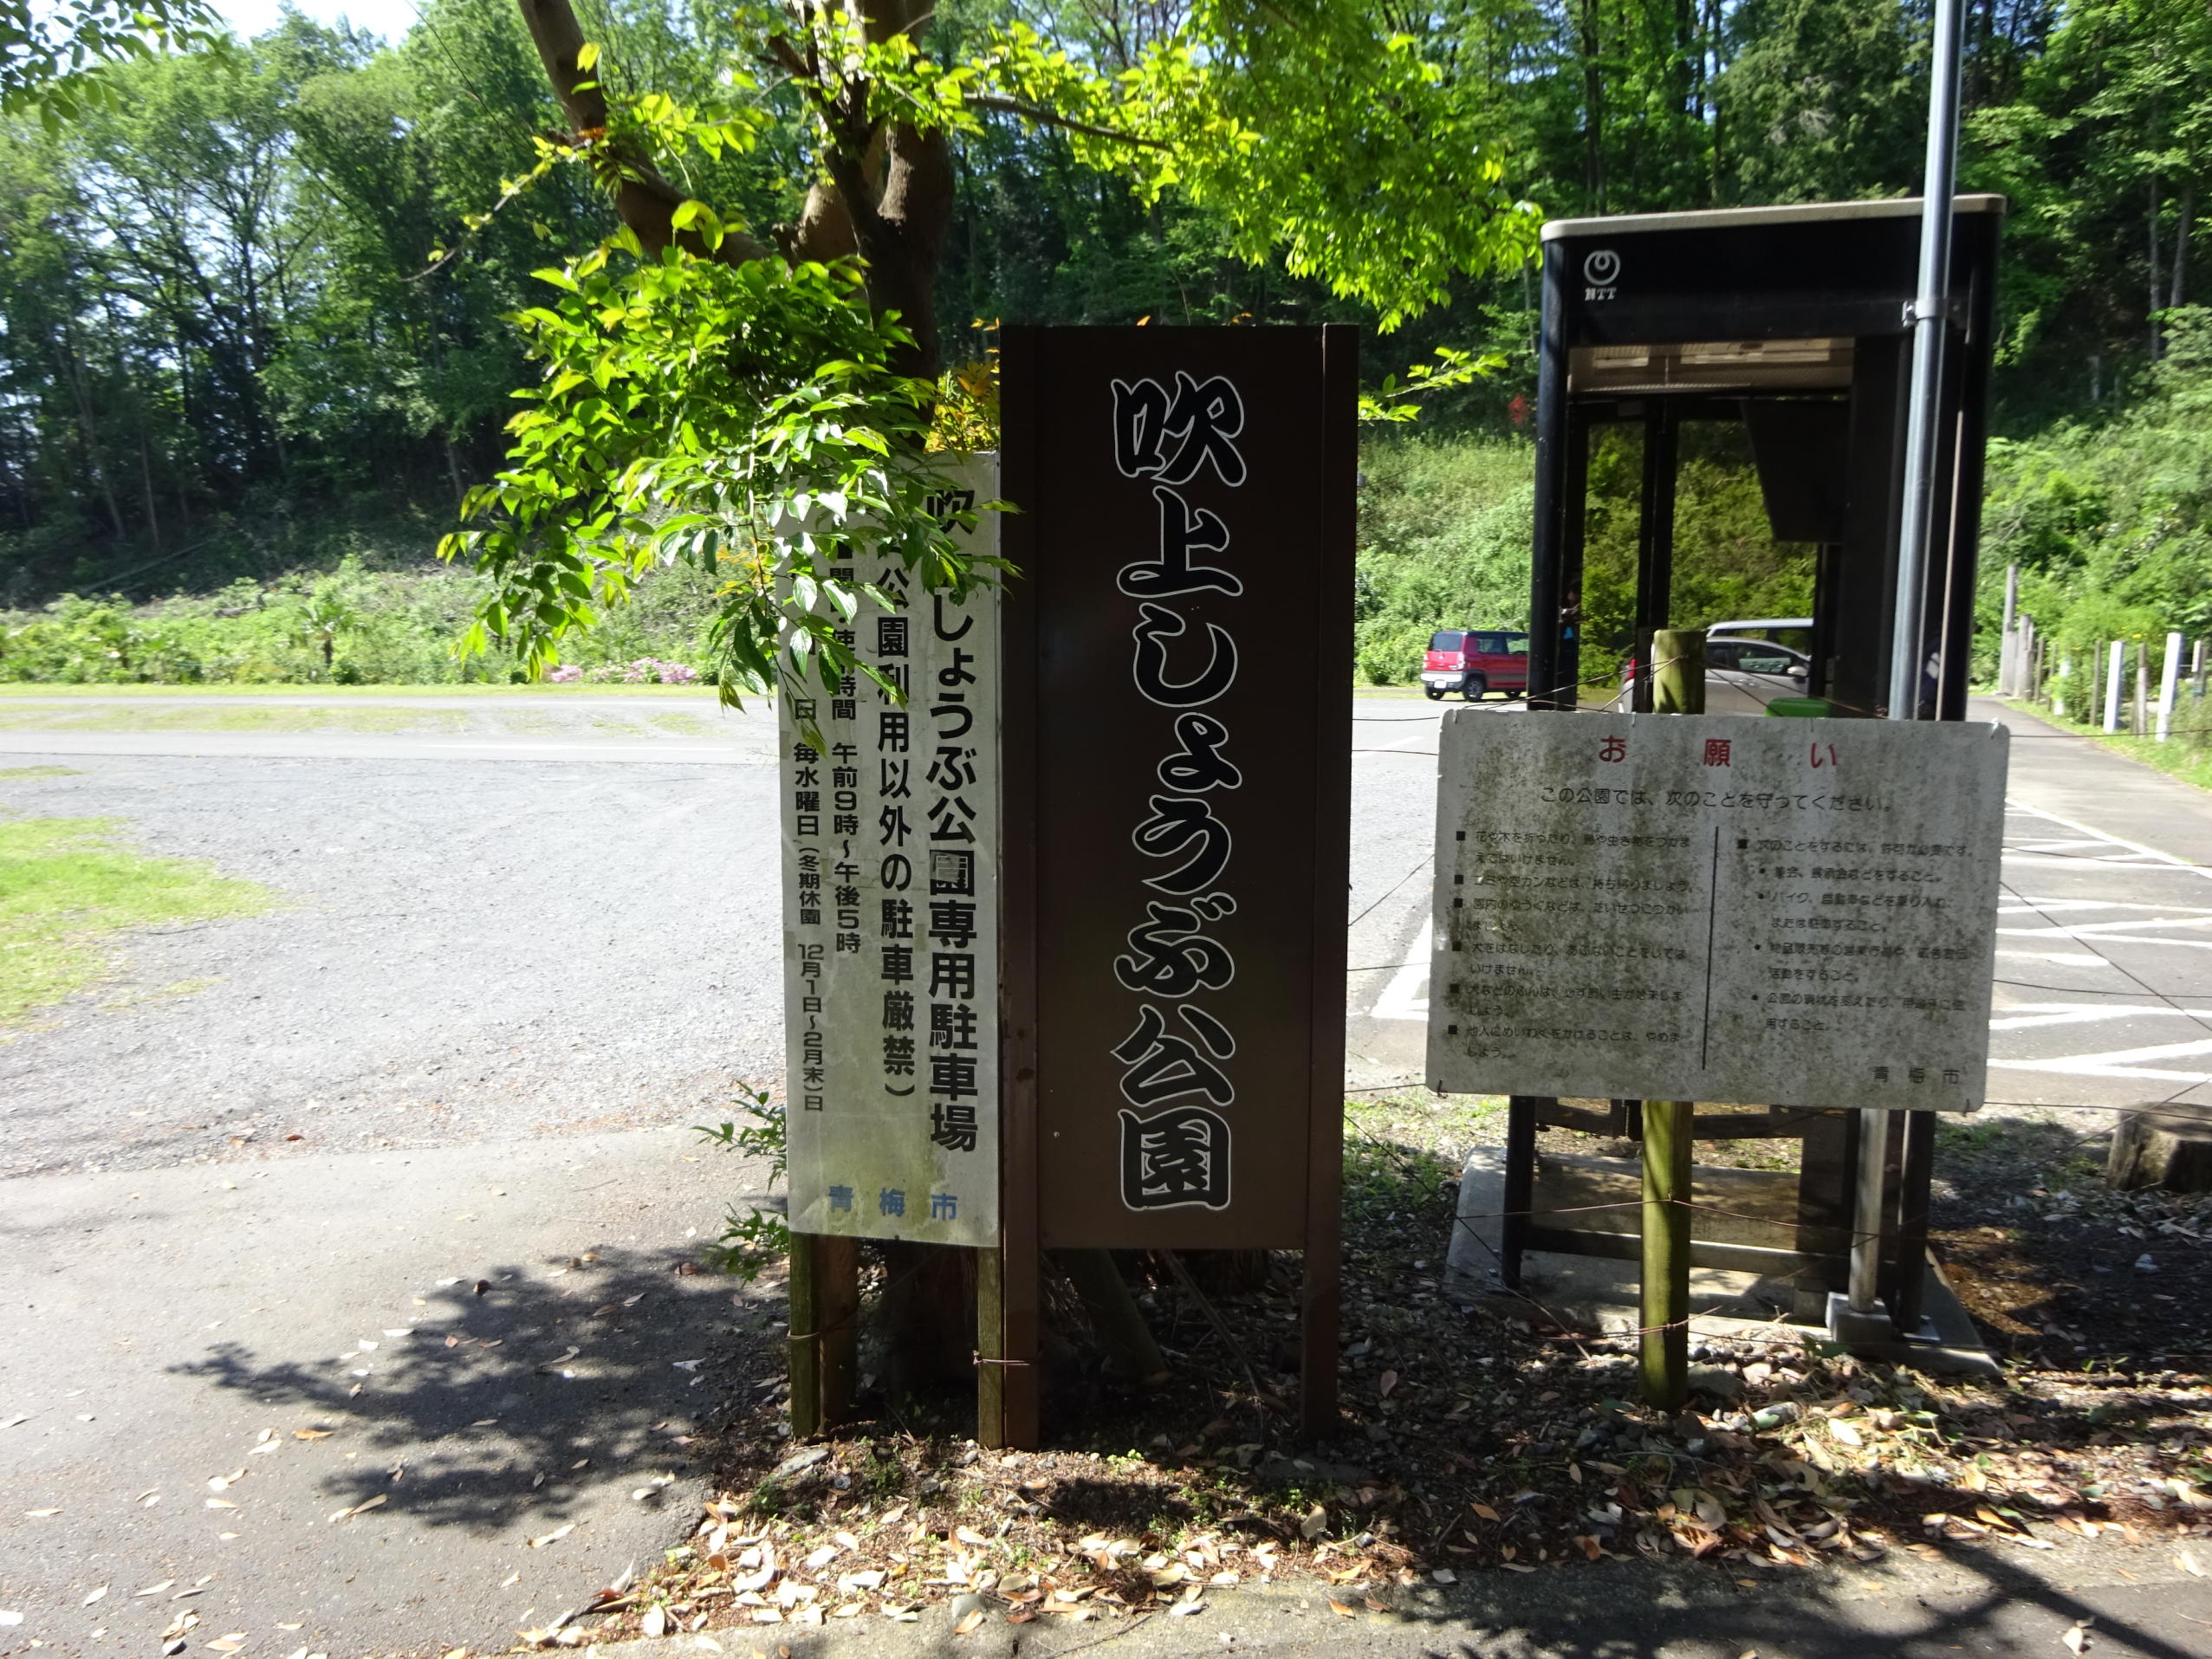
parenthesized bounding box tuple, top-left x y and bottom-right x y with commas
(1888, 0, 1965, 728)
(1865, 0, 1963, 1322)
(1643, 627, 1703, 1409)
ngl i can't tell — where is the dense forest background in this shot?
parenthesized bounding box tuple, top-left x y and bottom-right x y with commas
(2, 0, 2208, 684)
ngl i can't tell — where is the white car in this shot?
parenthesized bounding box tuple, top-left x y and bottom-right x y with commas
(1704, 636, 1812, 710)
(1706, 617, 1813, 654)
(1614, 623, 1813, 714)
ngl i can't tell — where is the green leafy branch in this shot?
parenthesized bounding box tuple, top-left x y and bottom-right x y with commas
(1359, 345, 1505, 423)
(437, 230, 1002, 707)
(696, 1085, 790, 1282)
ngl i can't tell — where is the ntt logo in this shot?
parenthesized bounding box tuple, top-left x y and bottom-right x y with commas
(1582, 249, 1620, 299)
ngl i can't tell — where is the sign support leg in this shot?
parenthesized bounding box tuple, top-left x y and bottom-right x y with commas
(1640, 628, 1703, 1411)
(1639, 1100, 1693, 1410)
(788, 1232, 857, 1436)
(1847, 1111, 1889, 1312)
(818, 1234, 858, 1426)
(788, 1232, 821, 1437)
(1301, 1167, 1342, 1442)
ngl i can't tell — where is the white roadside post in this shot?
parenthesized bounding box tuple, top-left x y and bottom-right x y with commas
(2157, 631, 2184, 742)
(2105, 640, 2126, 734)
(1999, 564, 2019, 695)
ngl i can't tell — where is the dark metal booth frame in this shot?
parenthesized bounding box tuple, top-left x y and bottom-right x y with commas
(1503, 195, 2006, 1335)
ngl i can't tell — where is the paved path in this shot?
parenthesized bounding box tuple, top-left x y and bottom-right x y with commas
(1, 1130, 778, 1659)
(1980, 698, 2212, 1112)
(597, 1531, 2212, 1657)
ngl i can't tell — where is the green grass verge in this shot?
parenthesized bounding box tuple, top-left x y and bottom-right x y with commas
(0, 703, 730, 736)
(2000, 695, 2212, 795)
(0, 681, 720, 698)
(0, 815, 276, 1023)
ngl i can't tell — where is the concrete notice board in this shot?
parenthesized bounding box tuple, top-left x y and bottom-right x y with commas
(1427, 713, 2008, 1111)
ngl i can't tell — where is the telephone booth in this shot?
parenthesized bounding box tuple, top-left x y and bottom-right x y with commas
(1499, 196, 2005, 1340)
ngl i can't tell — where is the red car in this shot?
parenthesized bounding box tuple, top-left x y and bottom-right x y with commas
(1422, 629, 1530, 701)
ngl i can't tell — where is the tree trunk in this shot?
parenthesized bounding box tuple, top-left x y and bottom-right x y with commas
(514, 0, 950, 379)
(2174, 185, 2192, 309)
(513, 0, 772, 267)
(2150, 176, 2163, 361)
(1579, 0, 1605, 212)
(59, 328, 125, 541)
(139, 431, 162, 554)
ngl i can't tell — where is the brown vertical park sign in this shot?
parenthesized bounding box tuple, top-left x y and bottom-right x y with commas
(991, 326, 1357, 1444)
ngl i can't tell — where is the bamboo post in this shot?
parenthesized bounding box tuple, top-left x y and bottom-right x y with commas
(1640, 1093, 1695, 1410)
(1641, 627, 1703, 1411)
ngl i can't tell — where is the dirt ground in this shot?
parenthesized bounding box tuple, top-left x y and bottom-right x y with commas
(510, 1099, 2212, 1646)
(1929, 1109, 2212, 1366)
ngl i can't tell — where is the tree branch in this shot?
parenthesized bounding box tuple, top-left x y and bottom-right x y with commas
(965, 93, 1170, 148)
(514, 0, 775, 265)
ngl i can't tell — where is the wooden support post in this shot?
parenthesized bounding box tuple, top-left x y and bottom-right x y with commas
(788, 1231, 859, 1437)
(1500, 1097, 1540, 1289)
(818, 1235, 859, 1427)
(1641, 627, 1703, 1411)
(788, 1231, 821, 1438)
(976, 1246, 1009, 1443)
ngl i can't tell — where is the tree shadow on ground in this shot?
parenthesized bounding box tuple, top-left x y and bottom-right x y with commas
(169, 1242, 780, 1536)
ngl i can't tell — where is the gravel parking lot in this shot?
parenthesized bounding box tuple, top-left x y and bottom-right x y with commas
(0, 737, 784, 1177)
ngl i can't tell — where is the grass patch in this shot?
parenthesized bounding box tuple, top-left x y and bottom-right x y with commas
(0, 703, 479, 735)
(2084, 729, 2212, 794)
(0, 816, 276, 1022)
(0, 765, 80, 778)
(0, 681, 718, 698)
(1999, 695, 2212, 796)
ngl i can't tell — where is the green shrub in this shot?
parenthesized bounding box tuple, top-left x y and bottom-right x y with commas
(0, 554, 725, 685)
(1354, 436, 1535, 684)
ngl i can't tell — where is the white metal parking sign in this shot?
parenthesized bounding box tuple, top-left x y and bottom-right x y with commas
(1427, 713, 2008, 1111)
(779, 457, 1000, 1247)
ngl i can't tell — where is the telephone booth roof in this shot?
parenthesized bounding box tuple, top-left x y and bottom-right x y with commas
(1524, 194, 2006, 727)
(1539, 195, 2006, 374)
